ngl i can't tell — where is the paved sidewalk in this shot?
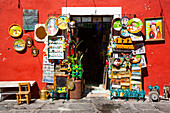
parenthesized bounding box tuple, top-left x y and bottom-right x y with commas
(0, 95, 170, 113)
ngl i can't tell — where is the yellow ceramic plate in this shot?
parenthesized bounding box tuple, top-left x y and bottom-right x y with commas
(56, 15, 70, 30)
(8, 24, 22, 37)
(13, 39, 25, 51)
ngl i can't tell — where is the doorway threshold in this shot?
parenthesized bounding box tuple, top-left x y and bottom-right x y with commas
(85, 84, 110, 98)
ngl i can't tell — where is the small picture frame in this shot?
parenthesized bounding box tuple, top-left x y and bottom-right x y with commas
(144, 17, 164, 41)
(31, 46, 39, 57)
(25, 36, 33, 48)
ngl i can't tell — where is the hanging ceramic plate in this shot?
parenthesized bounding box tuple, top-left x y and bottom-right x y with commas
(35, 24, 48, 42)
(127, 18, 143, 33)
(56, 15, 70, 30)
(120, 28, 130, 38)
(66, 79, 74, 90)
(45, 16, 59, 36)
(8, 24, 22, 37)
(13, 39, 25, 51)
(112, 18, 122, 31)
(121, 16, 130, 28)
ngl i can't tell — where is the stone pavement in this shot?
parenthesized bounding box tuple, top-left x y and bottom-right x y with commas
(0, 95, 170, 113)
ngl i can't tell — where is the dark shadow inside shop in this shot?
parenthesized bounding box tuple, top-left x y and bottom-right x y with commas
(71, 16, 112, 86)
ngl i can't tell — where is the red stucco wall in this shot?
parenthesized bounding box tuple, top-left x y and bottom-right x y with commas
(0, 0, 170, 95)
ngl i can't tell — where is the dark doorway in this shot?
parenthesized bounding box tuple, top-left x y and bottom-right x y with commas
(71, 15, 112, 85)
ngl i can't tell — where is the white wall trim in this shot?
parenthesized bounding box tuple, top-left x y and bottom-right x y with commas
(62, 7, 122, 17)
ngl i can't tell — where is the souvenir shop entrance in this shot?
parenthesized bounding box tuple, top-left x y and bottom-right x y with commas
(71, 15, 112, 85)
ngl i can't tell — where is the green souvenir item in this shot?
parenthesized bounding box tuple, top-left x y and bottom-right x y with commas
(72, 64, 82, 78)
(112, 18, 122, 31)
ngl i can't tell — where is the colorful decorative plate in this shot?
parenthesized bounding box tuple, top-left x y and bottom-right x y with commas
(35, 24, 48, 42)
(127, 18, 143, 33)
(112, 18, 122, 31)
(121, 16, 130, 28)
(45, 16, 59, 36)
(56, 15, 70, 30)
(67, 79, 74, 90)
(120, 28, 130, 38)
(13, 39, 25, 51)
(8, 24, 22, 37)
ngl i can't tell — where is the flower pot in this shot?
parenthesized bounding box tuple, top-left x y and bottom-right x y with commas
(70, 79, 82, 99)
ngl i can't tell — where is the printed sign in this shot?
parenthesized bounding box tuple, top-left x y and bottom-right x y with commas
(48, 36, 65, 59)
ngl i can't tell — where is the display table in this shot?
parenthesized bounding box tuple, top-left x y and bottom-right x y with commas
(0, 81, 36, 101)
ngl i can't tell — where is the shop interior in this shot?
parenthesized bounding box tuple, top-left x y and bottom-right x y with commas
(71, 15, 112, 86)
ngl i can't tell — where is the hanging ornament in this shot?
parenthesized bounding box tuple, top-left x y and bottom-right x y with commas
(25, 36, 33, 48)
(31, 46, 39, 57)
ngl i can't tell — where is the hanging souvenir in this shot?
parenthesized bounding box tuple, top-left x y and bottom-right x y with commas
(67, 79, 74, 90)
(70, 21, 76, 29)
(127, 18, 143, 33)
(13, 39, 25, 51)
(8, 24, 22, 37)
(45, 16, 59, 36)
(25, 36, 33, 48)
(35, 24, 48, 42)
(130, 33, 143, 41)
(112, 18, 122, 31)
(112, 58, 124, 68)
(122, 53, 133, 70)
(120, 28, 130, 38)
(56, 15, 70, 30)
(31, 46, 39, 57)
(121, 16, 130, 28)
(131, 55, 141, 63)
(132, 43, 145, 55)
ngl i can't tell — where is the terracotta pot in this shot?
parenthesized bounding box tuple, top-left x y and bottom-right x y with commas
(70, 79, 82, 99)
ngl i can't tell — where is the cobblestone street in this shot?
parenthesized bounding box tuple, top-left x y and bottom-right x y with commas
(0, 95, 170, 113)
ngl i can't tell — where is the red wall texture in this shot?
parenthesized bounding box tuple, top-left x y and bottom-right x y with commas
(0, 0, 170, 95)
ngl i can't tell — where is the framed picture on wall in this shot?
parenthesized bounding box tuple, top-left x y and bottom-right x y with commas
(144, 17, 164, 41)
(23, 9, 38, 30)
(45, 16, 59, 36)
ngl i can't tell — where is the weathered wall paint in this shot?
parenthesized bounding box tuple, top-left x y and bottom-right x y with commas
(0, 0, 170, 95)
